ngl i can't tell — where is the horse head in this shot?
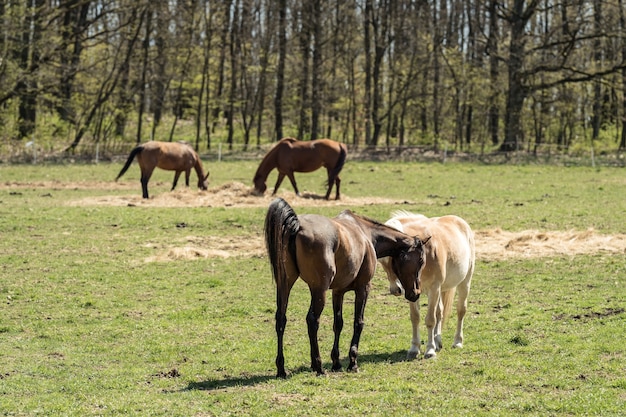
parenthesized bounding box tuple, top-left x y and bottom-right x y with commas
(198, 172, 210, 190)
(252, 174, 267, 195)
(391, 236, 431, 302)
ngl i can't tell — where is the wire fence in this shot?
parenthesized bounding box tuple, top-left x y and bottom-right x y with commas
(2, 139, 625, 168)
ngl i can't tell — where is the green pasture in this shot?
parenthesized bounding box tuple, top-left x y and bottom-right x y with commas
(0, 160, 624, 416)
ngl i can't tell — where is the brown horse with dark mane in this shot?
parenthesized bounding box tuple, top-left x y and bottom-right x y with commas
(265, 197, 430, 378)
(253, 137, 347, 200)
(115, 141, 209, 199)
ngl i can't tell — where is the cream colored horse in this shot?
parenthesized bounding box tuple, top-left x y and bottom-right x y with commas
(379, 211, 475, 359)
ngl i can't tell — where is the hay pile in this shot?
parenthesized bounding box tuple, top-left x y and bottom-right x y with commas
(62, 181, 626, 262)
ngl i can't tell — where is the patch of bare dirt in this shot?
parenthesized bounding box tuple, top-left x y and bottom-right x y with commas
(476, 228, 626, 261)
(144, 228, 626, 263)
(69, 181, 401, 208)
(144, 235, 266, 262)
(12, 180, 624, 262)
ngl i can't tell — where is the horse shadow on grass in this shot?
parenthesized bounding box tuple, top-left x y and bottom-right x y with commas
(183, 350, 408, 391)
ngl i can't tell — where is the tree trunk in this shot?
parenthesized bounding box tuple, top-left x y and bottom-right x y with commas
(17, 0, 45, 139)
(591, 0, 603, 141)
(226, 0, 239, 150)
(297, 2, 311, 140)
(274, 0, 286, 141)
(500, 0, 538, 152)
(363, 0, 373, 146)
(151, 2, 168, 141)
(213, 0, 232, 133)
(57, 0, 90, 125)
(618, 0, 626, 150)
(136, 8, 152, 144)
(310, 0, 322, 140)
(196, 2, 212, 151)
(487, 0, 500, 146)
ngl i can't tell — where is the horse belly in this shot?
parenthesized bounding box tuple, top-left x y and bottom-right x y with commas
(329, 241, 375, 290)
(288, 148, 323, 173)
(440, 261, 471, 291)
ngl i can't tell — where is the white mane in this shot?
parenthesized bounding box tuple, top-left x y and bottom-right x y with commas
(389, 210, 428, 221)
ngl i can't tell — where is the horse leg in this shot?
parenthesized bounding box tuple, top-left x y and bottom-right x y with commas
(453, 280, 471, 349)
(324, 168, 334, 200)
(275, 279, 297, 379)
(306, 287, 327, 375)
(286, 173, 300, 197)
(330, 290, 345, 372)
(171, 171, 182, 191)
(185, 169, 191, 187)
(335, 176, 341, 200)
(140, 166, 154, 199)
(407, 300, 421, 360)
(347, 284, 370, 372)
(434, 296, 444, 352)
(424, 286, 442, 359)
(272, 173, 286, 195)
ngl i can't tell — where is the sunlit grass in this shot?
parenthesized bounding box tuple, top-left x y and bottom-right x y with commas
(0, 161, 624, 416)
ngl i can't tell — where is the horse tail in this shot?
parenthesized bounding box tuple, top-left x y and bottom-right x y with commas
(327, 143, 347, 186)
(333, 143, 347, 177)
(115, 145, 144, 181)
(264, 197, 300, 287)
(441, 288, 457, 327)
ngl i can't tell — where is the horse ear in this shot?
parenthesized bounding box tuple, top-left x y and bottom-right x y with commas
(204, 172, 210, 180)
(419, 236, 432, 246)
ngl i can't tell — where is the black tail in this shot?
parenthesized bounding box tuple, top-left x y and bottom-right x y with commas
(264, 198, 300, 286)
(328, 143, 347, 185)
(115, 145, 144, 181)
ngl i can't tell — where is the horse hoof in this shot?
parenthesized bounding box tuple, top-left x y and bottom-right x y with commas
(277, 371, 287, 379)
(424, 351, 437, 359)
(452, 343, 463, 349)
(406, 350, 419, 360)
(347, 366, 359, 373)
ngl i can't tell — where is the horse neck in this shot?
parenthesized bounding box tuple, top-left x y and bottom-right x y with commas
(194, 157, 206, 178)
(254, 148, 277, 181)
(361, 217, 412, 257)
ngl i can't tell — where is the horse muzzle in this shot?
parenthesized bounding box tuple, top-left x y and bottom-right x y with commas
(405, 288, 420, 303)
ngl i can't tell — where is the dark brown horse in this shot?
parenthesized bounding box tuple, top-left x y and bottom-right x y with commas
(116, 141, 209, 199)
(265, 197, 429, 378)
(253, 137, 347, 200)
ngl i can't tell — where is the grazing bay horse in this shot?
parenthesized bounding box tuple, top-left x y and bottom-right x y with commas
(116, 141, 209, 199)
(253, 137, 347, 200)
(265, 198, 429, 378)
(380, 211, 475, 359)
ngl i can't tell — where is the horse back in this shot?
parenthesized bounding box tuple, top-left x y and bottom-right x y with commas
(295, 214, 376, 290)
(276, 138, 345, 173)
(141, 141, 197, 171)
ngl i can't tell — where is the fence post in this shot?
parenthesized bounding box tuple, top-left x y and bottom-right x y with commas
(590, 146, 595, 168)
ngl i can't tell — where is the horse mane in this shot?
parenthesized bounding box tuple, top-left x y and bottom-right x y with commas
(253, 140, 286, 182)
(340, 210, 398, 231)
(193, 152, 207, 178)
(390, 210, 426, 220)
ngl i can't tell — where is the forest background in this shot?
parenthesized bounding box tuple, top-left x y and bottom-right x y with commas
(2, 0, 626, 162)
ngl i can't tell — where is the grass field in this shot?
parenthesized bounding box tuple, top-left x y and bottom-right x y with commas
(0, 159, 624, 416)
